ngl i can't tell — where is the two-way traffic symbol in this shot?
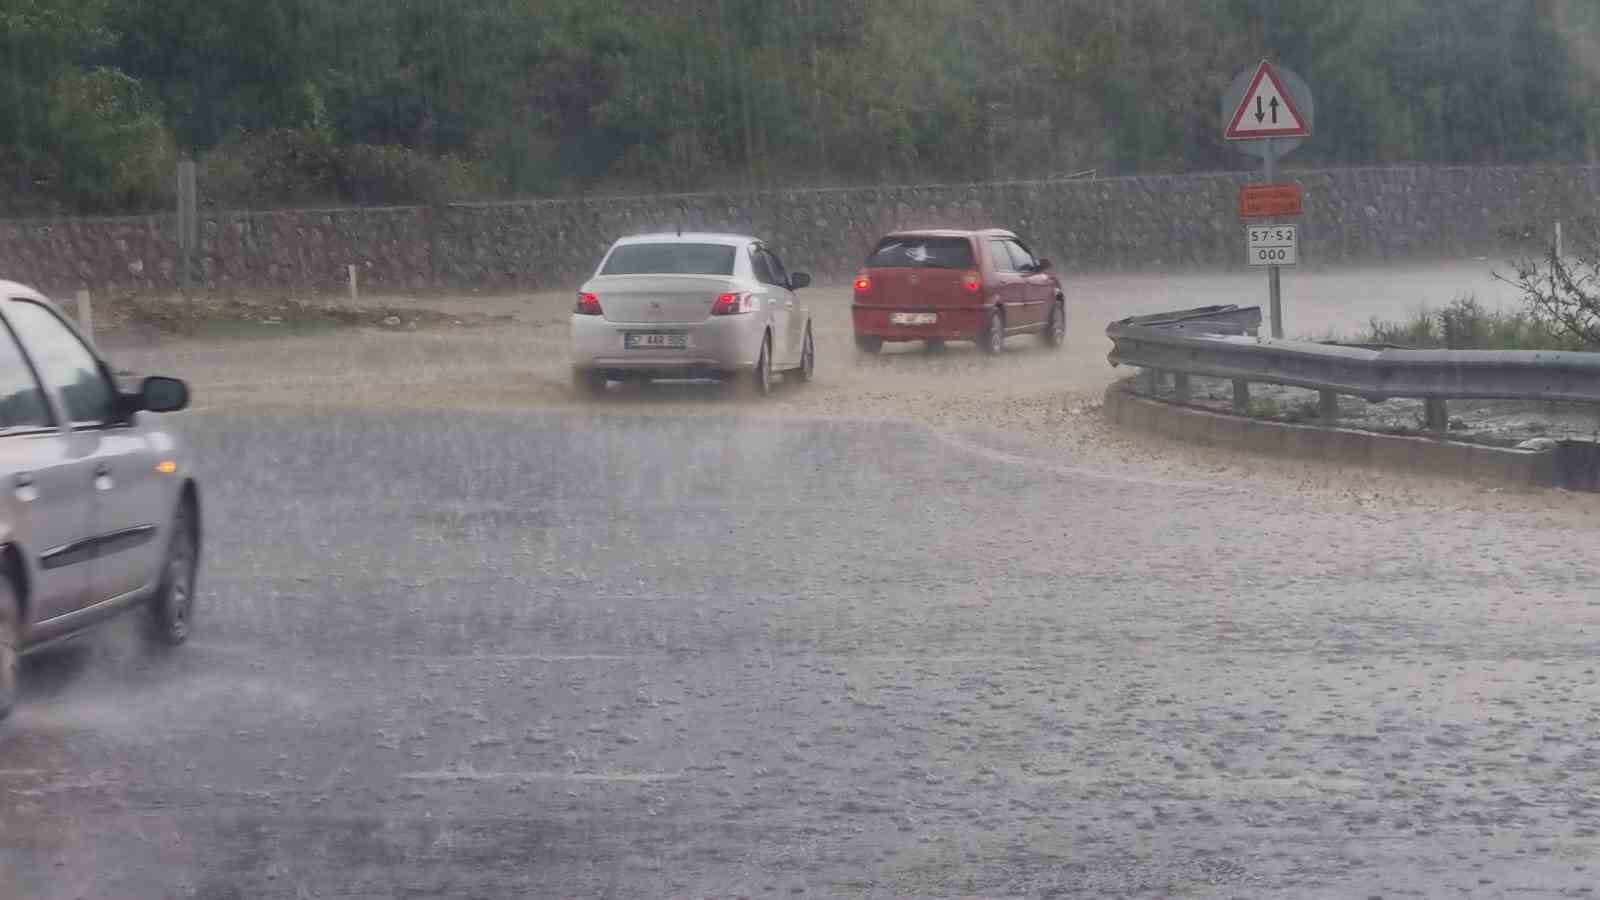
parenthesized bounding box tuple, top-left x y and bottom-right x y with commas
(1226, 61, 1310, 140)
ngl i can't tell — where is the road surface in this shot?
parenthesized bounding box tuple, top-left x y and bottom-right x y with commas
(5, 264, 1600, 898)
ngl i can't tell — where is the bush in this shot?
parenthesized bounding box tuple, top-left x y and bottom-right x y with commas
(1497, 220, 1600, 349)
(199, 128, 344, 208)
(41, 67, 177, 214)
(199, 128, 491, 209)
(1357, 294, 1584, 350)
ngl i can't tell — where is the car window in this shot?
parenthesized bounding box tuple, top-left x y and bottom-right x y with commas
(0, 312, 53, 431)
(762, 248, 790, 287)
(866, 237, 976, 269)
(988, 240, 1017, 273)
(1004, 240, 1037, 271)
(4, 299, 116, 426)
(750, 247, 778, 285)
(599, 243, 737, 275)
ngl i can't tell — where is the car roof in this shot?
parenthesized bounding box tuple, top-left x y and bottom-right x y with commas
(878, 228, 1018, 241)
(613, 232, 758, 247)
(0, 280, 51, 304)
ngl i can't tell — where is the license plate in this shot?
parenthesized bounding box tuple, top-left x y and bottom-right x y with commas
(891, 313, 938, 325)
(625, 332, 688, 349)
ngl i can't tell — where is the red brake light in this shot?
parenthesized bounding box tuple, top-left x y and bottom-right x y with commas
(711, 292, 755, 315)
(575, 291, 602, 315)
(854, 275, 872, 293)
(963, 272, 981, 293)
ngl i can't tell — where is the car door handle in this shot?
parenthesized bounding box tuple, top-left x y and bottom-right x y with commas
(13, 473, 36, 503)
(94, 465, 113, 491)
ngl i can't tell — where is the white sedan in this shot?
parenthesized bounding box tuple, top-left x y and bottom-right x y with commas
(570, 233, 815, 396)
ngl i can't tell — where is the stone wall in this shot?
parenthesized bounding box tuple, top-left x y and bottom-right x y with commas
(3, 164, 1598, 297)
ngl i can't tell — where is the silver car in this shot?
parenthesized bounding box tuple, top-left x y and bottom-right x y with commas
(571, 233, 815, 396)
(0, 282, 199, 722)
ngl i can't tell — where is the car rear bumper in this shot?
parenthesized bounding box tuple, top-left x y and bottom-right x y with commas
(571, 314, 763, 375)
(852, 305, 988, 341)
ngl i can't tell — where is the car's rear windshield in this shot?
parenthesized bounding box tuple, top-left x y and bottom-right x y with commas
(600, 243, 737, 275)
(866, 237, 976, 269)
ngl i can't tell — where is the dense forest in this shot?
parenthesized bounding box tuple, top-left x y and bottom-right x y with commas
(3, 0, 1599, 215)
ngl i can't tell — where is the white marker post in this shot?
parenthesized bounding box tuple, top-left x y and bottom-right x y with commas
(75, 289, 93, 344)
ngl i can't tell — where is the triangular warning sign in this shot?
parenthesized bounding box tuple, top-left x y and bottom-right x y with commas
(1225, 61, 1310, 140)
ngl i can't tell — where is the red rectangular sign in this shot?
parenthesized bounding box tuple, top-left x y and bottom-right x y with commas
(1239, 183, 1303, 218)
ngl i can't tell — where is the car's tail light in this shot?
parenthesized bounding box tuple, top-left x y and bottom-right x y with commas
(711, 292, 756, 315)
(854, 273, 872, 293)
(963, 271, 981, 293)
(575, 291, 603, 315)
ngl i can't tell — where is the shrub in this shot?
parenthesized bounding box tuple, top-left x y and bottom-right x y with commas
(1357, 294, 1583, 351)
(199, 128, 491, 208)
(1497, 220, 1600, 349)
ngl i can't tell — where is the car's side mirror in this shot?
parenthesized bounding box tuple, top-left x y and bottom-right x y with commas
(139, 376, 190, 413)
(1035, 258, 1053, 272)
(788, 272, 812, 290)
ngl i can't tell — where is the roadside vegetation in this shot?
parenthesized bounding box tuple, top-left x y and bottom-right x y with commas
(4, 1, 1600, 214)
(1353, 223, 1600, 351)
(1355, 296, 1586, 352)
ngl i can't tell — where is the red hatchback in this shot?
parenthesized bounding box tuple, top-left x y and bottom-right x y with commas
(851, 229, 1065, 354)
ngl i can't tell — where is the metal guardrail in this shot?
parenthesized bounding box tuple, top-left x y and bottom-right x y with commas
(1106, 304, 1600, 428)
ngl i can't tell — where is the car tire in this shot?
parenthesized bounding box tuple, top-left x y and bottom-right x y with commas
(744, 333, 773, 398)
(1043, 298, 1066, 348)
(982, 308, 1006, 355)
(0, 574, 17, 723)
(146, 499, 198, 647)
(925, 338, 947, 353)
(573, 367, 608, 398)
(797, 323, 815, 383)
(854, 335, 882, 355)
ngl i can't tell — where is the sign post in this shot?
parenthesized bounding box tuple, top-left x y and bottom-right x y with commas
(176, 160, 198, 298)
(1222, 60, 1313, 339)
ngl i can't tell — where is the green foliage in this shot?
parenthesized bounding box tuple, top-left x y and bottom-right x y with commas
(199, 128, 485, 208)
(1358, 294, 1586, 351)
(3, 0, 1600, 211)
(45, 67, 175, 212)
(1497, 221, 1600, 348)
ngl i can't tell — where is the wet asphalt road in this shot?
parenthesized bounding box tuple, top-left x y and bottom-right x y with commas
(4, 404, 1600, 899)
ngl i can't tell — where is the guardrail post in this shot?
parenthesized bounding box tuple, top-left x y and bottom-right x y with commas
(1232, 380, 1250, 413)
(1318, 391, 1339, 420)
(1173, 373, 1190, 403)
(1425, 398, 1449, 433)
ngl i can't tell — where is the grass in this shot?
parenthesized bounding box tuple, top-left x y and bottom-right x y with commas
(1349, 294, 1586, 351)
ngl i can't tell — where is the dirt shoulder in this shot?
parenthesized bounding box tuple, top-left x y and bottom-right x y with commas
(98, 276, 1600, 522)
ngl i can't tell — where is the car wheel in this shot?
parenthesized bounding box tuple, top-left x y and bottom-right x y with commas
(1043, 299, 1066, 347)
(746, 333, 773, 397)
(573, 367, 608, 397)
(925, 338, 947, 353)
(854, 335, 882, 355)
(797, 324, 815, 383)
(982, 308, 1006, 355)
(0, 575, 17, 723)
(147, 500, 198, 647)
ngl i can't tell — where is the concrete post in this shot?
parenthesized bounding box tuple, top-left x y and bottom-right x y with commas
(1318, 390, 1339, 420)
(1173, 373, 1191, 404)
(1146, 368, 1163, 396)
(75, 289, 92, 344)
(1232, 380, 1251, 413)
(1425, 398, 1449, 433)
